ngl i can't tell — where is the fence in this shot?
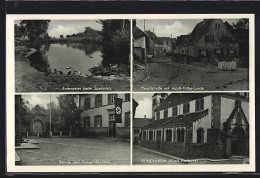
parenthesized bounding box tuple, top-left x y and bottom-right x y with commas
(218, 61, 237, 71)
(23, 131, 79, 138)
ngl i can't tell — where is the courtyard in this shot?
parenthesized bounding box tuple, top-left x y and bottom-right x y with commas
(16, 137, 130, 165)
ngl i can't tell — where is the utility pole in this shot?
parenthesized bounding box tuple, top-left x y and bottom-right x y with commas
(144, 19, 145, 31)
(153, 28, 155, 56)
(49, 94, 52, 139)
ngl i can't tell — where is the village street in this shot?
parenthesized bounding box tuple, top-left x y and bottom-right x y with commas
(133, 146, 248, 165)
(133, 59, 249, 91)
(16, 137, 130, 165)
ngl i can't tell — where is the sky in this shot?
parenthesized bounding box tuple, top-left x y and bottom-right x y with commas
(136, 19, 239, 38)
(15, 20, 102, 38)
(22, 94, 60, 109)
(133, 93, 153, 118)
(48, 20, 102, 38)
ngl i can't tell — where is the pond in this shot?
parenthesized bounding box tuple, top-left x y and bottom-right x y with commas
(28, 42, 103, 75)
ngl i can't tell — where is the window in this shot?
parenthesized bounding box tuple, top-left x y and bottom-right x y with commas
(214, 49, 222, 56)
(205, 35, 214, 43)
(125, 94, 130, 101)
(172, 106, 178, 116)
(157, 111, 160, 120)
(177, 128, 185, 143)
(199, 49, 207, 57)
(108, 94, 118, 105)
(183, 103, 190, 114)
(84, 97, 90, 109)
(195, 99, 204, 112)
(215, 23, 220, 28)
(83, 117, 90, 128)
(166, 129, 172, 142)
(94, 115, 102, 127)
(228, 48, 236, 56)
(164, 109, 168, 118)
(152, 98, 156, 105)
(95, 95, 102, 107)
(134, 128, 140, 134)
(109, 114, 115, 121)
(125, 112, 130, 127)
(197, 128, 205, 143)
(149, 130, 153, 141)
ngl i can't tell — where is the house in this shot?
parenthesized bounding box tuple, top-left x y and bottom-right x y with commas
(79, 94, 130, 140)
(176, 19, 239, 63)
(133, 117, 151, 145)
(145, 30, 163, 57)
(140, 93, 249, 159)
(158, 37, 176, 56)
(133, 26, 148, 62)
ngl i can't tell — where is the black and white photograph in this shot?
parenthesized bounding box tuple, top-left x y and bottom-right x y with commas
(15, 19, 130, 92)
(133, 18, 249, 91)
(133, 92, 249, 164)
(15, 93, 130, 165)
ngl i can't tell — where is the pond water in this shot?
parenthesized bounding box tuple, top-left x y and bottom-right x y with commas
(29, 42, 103, 75)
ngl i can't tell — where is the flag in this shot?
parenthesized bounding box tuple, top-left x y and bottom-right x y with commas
(115, 97, 123, 123)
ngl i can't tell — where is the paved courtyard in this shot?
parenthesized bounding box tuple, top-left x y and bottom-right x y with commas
(16, 137, 130, 165)
(133, 146, 249, 165)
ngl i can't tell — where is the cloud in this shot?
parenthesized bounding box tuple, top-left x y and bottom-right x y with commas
(22, 94, 59, 109)
(135, 97, 152, 118)
(155, 20, 189, 38)
(48, 25, 78, 38)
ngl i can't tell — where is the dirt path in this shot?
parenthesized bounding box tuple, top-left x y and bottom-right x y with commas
(133, 62, 249, 91)
(15, 46, 130, 92)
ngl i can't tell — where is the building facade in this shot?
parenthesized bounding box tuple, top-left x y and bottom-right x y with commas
(141, 93, 249, 159)
(79, 94, 130, 140)
(176, 19, 239, 63)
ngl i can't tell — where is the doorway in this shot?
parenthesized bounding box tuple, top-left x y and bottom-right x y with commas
(231, 127, 248, 156)
(109, 121, 116, 138)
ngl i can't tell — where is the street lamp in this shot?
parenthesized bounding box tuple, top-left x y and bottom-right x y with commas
(49, 94, 52, 139)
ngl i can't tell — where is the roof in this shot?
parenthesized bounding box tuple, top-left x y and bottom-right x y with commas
(143, 109, 209, 128)
(188, 19, 216, 43)
(177, 19, 234, 46)
(133, 26, 147, 39)
(156, 93, 211, 111)
(145, 30, 162, 44)
(224, 21, 234, 33)
(133, 118, 152, 128)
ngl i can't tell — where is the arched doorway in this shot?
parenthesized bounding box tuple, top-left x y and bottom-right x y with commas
(231, 126, 247, 156)
(32, 119, 43, 135)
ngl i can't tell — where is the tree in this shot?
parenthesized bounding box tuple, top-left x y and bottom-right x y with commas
(20, 20, 50, 48)
(232, 19, 249, 67)
(15, 24, 26, 39)
(98, 19, 130, 66)
(60, 35, 64, 39)
(57, 95, 80, 131)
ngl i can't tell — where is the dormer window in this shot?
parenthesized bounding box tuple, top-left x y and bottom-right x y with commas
(164, 109, 168, 118)
(195, 99, 204, 112)
(172, 106, 178, 116)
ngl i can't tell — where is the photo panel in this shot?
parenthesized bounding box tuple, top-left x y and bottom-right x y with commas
(14, 93, 131, 166)
(13, 17, 130, 92)
(133, 18, 250, 91)
(133, 92, 251, 165)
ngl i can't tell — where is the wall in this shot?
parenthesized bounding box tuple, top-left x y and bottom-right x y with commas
(80, 127, 108, 138)
(117, 127, 130, 141)
(134, 36, 146, 49)
(80, 94, 130, 128)
(192, 95, 212, 143)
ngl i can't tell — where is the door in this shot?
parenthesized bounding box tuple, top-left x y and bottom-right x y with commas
(156, 130, 162, 151)
(109, 121, 116, 138)
(231, 127, 247, 156)
(33, 120, 43, 135)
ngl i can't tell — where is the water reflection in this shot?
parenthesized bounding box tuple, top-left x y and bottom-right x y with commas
(28, 42, 103, 75)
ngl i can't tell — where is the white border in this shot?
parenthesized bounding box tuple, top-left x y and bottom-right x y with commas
(6, 14, 255, 173)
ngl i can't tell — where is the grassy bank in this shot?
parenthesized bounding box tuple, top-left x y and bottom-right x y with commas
(15, 46, 130, 92)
